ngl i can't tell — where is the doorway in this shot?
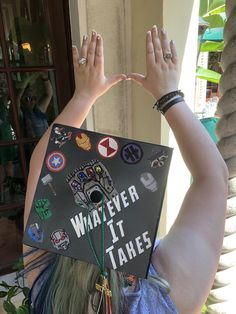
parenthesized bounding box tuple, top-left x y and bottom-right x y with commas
(0, 0, 74, 275)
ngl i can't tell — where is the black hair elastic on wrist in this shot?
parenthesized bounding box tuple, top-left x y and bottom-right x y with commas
(153, 90, 184, 114)
(161, 96, 184, 115)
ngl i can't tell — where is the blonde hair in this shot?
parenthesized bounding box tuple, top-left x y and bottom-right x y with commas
(26, 252, 170, 313)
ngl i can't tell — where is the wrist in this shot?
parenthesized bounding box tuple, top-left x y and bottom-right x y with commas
(71, 92, 97, 106)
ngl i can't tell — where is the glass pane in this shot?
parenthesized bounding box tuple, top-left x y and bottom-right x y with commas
(0, 145, 25, 205)
(0, 207, 23, 274)
(24, 142, 37, 171)
(1, 0, 53, 67)
(12, 70, 58, 139)
(0, 72, 17, 141)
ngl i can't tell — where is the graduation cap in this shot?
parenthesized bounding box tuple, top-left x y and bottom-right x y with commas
(23, 123, 173, 280)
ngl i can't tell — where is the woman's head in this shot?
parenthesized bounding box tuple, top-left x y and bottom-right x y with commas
(28, 254, 127, 314)
(21, 86, 37, 110)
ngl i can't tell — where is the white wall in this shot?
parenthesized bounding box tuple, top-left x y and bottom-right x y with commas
(161, 0, 200, 233)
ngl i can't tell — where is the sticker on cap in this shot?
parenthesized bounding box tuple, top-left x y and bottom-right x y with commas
(46, 151, 66, 172)
(41, 174, 57, 195)
(75, 133, 92, 151)
(50, 229, 70, 250)
(35, 198, 52, 220)
(97, 137, 118, 158)
(28, 223, 44, 243)
(51, 126, 72, 148)
(121, 143, 143, 164)
(66, 159, 117, 210)
(148, 150, 168, 168)
(140, 172, 158, 192)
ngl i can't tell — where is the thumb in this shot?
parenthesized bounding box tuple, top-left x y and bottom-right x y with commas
(107, 74, 127, 87)
(127, 73, 145, 85)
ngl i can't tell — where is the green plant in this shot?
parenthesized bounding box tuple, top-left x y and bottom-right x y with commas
(0, 258, 30, 314)
(0, 281, 30, 314)
(197, 0, 226, 83)
(201, 304, 208, 313)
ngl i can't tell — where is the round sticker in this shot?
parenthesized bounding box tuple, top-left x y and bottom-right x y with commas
(46, 151, 66, 172)
(97, 137, 118, 158)
(121, 143, 143, 164)
(50, 229, 70, 250)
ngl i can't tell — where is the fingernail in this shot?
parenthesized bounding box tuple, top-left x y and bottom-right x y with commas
(97, 35, 101, 40)
(147, 31, 151, 36)
(171, 40, 175, 44)
(161, 28, 166, 34)
(83, 35, 88, 41)
(92, 31, 96, 36)
(152, 25, 157, 29)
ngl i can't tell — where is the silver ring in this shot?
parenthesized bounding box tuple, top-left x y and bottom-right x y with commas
(78, 57, 88, 65)
(163, 52, 172, 60)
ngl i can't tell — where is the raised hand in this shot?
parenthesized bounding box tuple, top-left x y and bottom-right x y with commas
(127, 25, 179, 101)
(72, 31, 126, 102)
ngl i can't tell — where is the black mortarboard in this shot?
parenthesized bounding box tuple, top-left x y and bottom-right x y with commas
(23, 123, 172, 279)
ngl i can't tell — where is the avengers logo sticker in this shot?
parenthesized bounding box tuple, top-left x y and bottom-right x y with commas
(28, 223, 44, 243)
(121, 143, 143, 164)
(148, 150, 168, 168)
(50, 229, 70, 250)
(97, 137, 118, 158)
(46, 151, 66, 172)
(75, 133, 92, 151)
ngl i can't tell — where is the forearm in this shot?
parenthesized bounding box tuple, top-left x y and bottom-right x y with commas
(165, 100, 228, 182)
(30, 94, 95, 168)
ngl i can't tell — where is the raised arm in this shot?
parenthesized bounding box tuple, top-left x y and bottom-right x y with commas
(37, 73, 53, 114)
(23, 31, 126, 286)
(128, 26, 228, 314)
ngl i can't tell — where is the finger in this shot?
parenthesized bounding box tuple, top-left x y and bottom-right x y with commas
(127, 73, 145, 86)
(72, 45, 79, 70)
(170, 40, 178, 65)
(151, 25, 162, 63)
(79, 35, 89, 62)
(107, 74, 127, 87)
(160, 28, 172, 63)
(94, 34, 104, 70)
(146, 31, 155, 67)
(87, 30, 97, 67)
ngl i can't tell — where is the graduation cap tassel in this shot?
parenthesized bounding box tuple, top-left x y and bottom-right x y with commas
(85, 194, 113, 314)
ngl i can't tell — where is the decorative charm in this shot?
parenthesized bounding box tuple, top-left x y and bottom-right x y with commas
(140, 172, 158, 192)
(75, 133, 92, 151)
(97, 137, 119, 158)
(96, 276, 112, 297)
(50, 229, 70, 250)
(121, 143, 143, 164)
(46, 151, 66, 172)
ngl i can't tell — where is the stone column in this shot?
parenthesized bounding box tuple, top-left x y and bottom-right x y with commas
(207, 1, 236, 313)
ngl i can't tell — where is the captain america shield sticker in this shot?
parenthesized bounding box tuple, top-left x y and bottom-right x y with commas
(97, 137, 119, 158)
(46, 151, 66, 172)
